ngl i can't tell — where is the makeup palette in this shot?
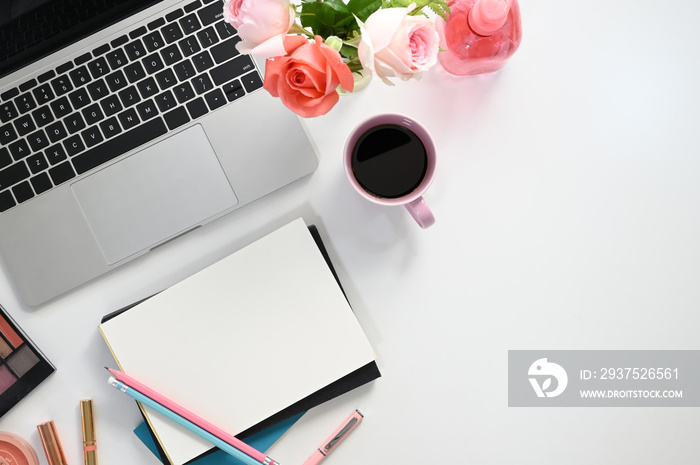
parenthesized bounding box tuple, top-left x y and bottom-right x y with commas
(0, 304, 55, 417)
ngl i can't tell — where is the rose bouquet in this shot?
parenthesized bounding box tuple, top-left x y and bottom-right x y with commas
(223, 0, 450, 117)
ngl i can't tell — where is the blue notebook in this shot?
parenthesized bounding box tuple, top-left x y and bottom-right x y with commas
(134, 412, 304, 465)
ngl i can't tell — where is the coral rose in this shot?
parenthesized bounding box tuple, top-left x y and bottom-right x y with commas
(263, 36, 354, 118)
(358, 6, 440, 85)
(223, 0, 295, 57)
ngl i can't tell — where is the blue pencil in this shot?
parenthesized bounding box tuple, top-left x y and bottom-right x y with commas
(108, 377, 263, 465)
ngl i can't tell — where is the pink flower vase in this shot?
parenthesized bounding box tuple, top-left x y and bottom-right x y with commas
(436, 0, 522, 76)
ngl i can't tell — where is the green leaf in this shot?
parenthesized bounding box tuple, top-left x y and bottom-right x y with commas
(340, 44, 359, 60)
(346, 0, 382, 22)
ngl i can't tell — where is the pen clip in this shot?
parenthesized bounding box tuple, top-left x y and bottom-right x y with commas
(324, 417, 358, 451)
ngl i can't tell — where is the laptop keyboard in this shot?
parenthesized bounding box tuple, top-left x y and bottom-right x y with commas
(0, 0, 261, 213)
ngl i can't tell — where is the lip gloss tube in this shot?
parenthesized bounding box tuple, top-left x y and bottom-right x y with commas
(80, 399, 98, 465)
(37, 420, 68, 465)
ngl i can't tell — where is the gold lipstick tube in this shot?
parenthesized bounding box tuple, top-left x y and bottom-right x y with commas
(80, 399, 98, 465)
(37, 420, 68, 465)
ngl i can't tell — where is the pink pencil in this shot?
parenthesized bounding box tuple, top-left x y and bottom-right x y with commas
(106, 367, 279, 465)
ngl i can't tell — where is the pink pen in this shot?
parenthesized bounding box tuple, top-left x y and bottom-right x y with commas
(106, 367, 279, 465)
(302, 410, 363, 465)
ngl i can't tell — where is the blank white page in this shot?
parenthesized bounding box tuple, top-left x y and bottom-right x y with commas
(99, 218, 376, 465)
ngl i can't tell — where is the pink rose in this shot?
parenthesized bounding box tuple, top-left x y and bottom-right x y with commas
(223, 0, 295, 57)
(263, 36, 354, 118)
(358, 7, 440, 85)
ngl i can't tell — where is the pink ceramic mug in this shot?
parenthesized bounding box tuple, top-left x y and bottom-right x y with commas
(344, 114, 437, 228)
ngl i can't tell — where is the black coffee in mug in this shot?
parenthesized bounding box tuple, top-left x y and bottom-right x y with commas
(350, 123, 428, 199)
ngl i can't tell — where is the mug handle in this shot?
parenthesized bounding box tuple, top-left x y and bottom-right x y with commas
(405, 197, 435, 229)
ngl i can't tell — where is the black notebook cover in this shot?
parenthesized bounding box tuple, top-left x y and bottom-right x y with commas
(101, 225, 381, 464)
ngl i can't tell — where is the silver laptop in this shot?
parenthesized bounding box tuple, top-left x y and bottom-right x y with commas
(0, 0, 318, 305)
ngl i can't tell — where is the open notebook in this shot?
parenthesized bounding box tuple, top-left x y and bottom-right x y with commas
(99, 218, 378, 465)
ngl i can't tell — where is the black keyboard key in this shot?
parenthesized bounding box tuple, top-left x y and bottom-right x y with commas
(14, 114, 35, 136)
(63, 134, 86, 156)
(30, 172, 53, 195)
(162, 22, 184, 44)
(155, 68, 178, 89)
(100, 117, 122, 138)
(118, 108, 140, 130)
(105, 70, 128, 92)
(38, 70, 56, 83)
(164, 106, 190, 130)
(136, 99, 159, 121)
(110, 35, 129, 48)
(68, 87, 90, 110)
(143, 31, 166, 52)
(184, 0, 201, 13)
(143, 53, 165, 74)
(27, 129, 50, 151)
(1, 102, 19, 123)
(101, 95, 123, 116)
(215, 21, 236, 40)
(56, 62, 74, 74)
(0, 191, 15, 211)
(137, 77, 159, 99)
(173, 60, 196, 81)
(106, 49, 129, 69)
(87, 57, 110, 78)
(191, 73, 213, 94)
(196, 26, 219, 48)
(65, 113, 87, 134)
(93, 44, 110, 56)
(210, 55, 255, 86)
(241, 70, 263, 92)
(186, 97, 207, 119)
(0, 124, 18, 144)
(50, 96, 72, 118)
(82, 103, 105, 125)
(130, 26, 148, 39)
(9, 139, 31, 160)
(46, 121, 68, 143)
(197, 1, 223, 27)
(72, 118, 167, 174)
(45, 144, 67, 164)
(33, 84, 55, 105)
(124, 61, 147, 83)
(166, 9, 184, 22)
(223, 79, 245, 101)
(0, 148, 10, 168)
(12, 181, 34, 203)
(118, 86, 142, 107)
(179, 36, 201, 56)
(51, 75, 73, 96)
(0, 162, 30, 190)
(192, 51, 214, 72)
(48, 161, 75, 185)
(174, 82, 195, 103)
(19, 79, 37, 92)
(32, 106, 54, 127)
(27, 153, 49, 173)
(161, 44, 183, 65)
(87, 79, 110, 100)
(69, 66, 92, 87)
(204, 88, 226, 110)
(81, 126, 104, 147)
(15, 93, 37, 113)
(211, 36, 241, 64)
(180, 13, 201, 34)
(154, 90, 176, 112)
(124, 40, 147, 61)
(1, 88, 19, 102)
(148, 17, 166, 30)
(75, 52, 92, 65)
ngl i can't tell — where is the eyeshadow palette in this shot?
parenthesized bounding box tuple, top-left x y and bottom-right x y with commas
(0, 304, 55, 417)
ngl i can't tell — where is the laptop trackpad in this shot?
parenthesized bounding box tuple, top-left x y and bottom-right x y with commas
(72, 125, 238, 265)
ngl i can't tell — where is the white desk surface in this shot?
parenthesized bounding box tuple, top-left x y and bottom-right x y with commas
(2, 0, 700, 463)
